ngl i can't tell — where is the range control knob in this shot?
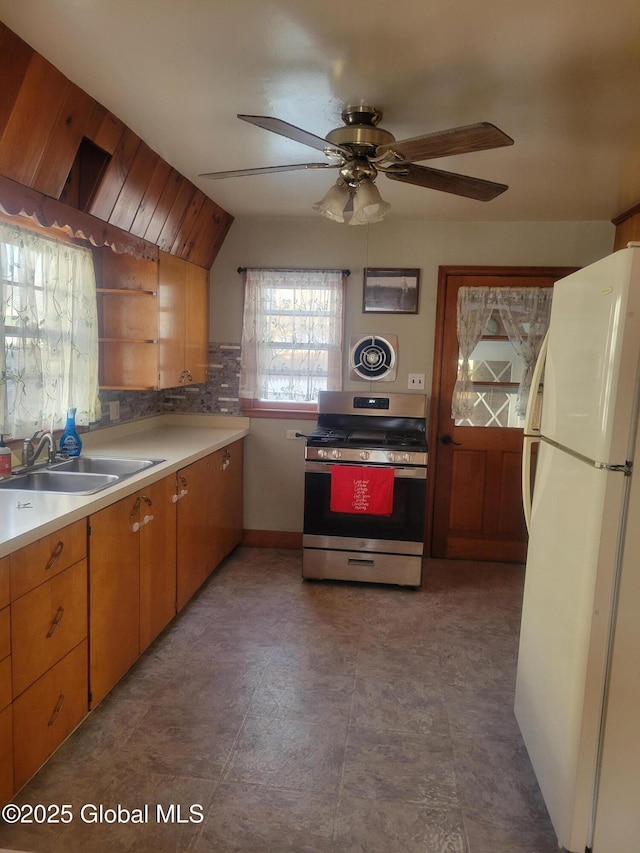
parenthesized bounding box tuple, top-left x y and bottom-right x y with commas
(317, 449, 328, 459)
(402, 453, 411, 463)
(359, 450, 370, 461)
(387, 452, 397, 463)
(331, 448, 342, 459)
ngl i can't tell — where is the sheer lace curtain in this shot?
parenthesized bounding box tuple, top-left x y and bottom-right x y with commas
(452, 287, 499, 420)
(496, 287, 553, 416)
(240, 268, 344, 403)
(451, 285, 552, 421)
(0, 222, 100, 438)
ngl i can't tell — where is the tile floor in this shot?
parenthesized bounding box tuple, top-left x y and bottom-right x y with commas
(0, 548, 560, 853)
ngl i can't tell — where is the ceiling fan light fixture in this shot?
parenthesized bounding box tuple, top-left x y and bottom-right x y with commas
(311, 180, 351, 223)
(349, 179, 390, 225)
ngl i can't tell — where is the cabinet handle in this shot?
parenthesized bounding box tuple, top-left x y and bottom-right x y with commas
(141, 495, 153, 507)
(47, 692, 65, 727)
(129, 496, 141, 520)
(184, 369, 193, 383)
(44, 540, 64, 571)
(46, 605, 65, 639)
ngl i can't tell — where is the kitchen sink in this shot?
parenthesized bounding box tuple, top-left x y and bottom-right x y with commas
(50, 456, 164, 477)
(0, 470, 119, 494)
(0, 456, 165, 495)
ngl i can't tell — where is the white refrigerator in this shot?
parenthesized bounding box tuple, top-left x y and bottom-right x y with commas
(516, 244, 640, 853)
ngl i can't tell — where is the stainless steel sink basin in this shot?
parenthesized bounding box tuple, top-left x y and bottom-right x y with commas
(0, 470, 119, 494)
(50, 456, 163, 477)
(0, 456, 164, 494)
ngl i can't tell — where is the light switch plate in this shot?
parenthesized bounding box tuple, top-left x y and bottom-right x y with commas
(408, 373, 425, 390)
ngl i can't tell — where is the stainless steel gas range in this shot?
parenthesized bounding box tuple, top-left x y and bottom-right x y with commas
(302, 391, 428, 588)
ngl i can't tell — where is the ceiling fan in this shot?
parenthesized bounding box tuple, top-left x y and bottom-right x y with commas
(199, 105, 514, 224)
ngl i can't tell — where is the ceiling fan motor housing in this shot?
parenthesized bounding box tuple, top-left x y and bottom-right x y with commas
(325, 105, 395, 155)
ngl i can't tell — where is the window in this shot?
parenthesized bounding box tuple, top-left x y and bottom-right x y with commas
(452, 286, 552, 427)
(239, 268, 345, 415)
(0, 221, 100, 439)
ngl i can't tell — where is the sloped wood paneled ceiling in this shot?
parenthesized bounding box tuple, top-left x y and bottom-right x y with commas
(0, 23, 232, 269)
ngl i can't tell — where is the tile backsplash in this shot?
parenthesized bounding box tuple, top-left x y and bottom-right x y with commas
(95, 342, 241, 428)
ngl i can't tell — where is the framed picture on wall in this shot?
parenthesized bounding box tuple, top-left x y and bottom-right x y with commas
(363, 268, 421, 314)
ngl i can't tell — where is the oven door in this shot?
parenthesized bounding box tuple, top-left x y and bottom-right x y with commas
(303, 460, 426, 555)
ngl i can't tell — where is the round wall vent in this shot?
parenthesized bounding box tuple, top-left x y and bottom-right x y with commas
(349, 334, 398, 381)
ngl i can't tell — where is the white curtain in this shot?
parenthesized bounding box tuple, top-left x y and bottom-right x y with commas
(0, 222, 100, 438)
(496, 287, 553, 416)
(451, 287, 498, 420)
(240, 268, 344, 403)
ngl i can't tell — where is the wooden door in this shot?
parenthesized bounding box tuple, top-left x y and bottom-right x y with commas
(427, 266, 576, 562)
(139, 475, 177, 651)
(89, 495, 140, 707)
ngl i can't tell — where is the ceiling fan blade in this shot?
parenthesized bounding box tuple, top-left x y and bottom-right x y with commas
(385, 163, 508, 201)
(199, 162, 339, 179)
(378, 122, 514, 163)
(238, 114, 350, 156)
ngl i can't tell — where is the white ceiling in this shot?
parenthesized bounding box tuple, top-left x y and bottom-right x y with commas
(1, 0, 639, 224)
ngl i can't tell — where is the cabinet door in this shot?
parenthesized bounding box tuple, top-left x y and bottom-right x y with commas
(0, 704, 13, 807)
(158, 251, 186, 388)
(13, 640, 87, 790)
(221, 439, 244, 559)
(89, 496, 140, 707)
(139, 476, 177, 652)
(11, 561, 87, 697)
(185, 262, 209, 384)
(176, 457, 211, 610)
(158, 252, 209, 388)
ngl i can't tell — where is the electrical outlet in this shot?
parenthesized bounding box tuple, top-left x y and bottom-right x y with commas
(408, 373, 425, 390)
(286, 429, 302, 439)
(109, 401, 120, 421)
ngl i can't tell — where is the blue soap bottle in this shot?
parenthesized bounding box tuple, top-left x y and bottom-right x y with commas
(60, 407, 82, 457)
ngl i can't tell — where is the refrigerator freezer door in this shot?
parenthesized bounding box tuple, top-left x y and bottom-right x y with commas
(541, 247, 640, 465)
(515, 440, 626, 852)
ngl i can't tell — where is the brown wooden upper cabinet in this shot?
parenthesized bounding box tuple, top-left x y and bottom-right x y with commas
(158, 251, 209, 388)
(95, 247, 209, 390)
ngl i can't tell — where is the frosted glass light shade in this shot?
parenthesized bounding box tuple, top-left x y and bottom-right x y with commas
(312, 182, 350, 222)
(349, 180, 390, 225)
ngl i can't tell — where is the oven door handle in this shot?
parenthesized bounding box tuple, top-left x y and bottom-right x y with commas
(304, 461, 426, 479)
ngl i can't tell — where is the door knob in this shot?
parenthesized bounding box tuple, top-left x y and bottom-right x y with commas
(441, 434, 462, 446)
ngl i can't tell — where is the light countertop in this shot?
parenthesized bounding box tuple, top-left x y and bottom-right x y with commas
(0, 414, 250, 558)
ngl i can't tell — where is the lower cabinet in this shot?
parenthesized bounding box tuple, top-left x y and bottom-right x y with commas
(176, 440, 244, 610)
(0, 704, 14, 806)
(89, 474, 177, 707)
(13, 640, 88, 790)
(3, 523, 89, 803)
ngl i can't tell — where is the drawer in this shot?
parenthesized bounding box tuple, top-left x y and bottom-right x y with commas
(13, 639, 88, 791)
(10, 519, 87, 600)
(11, 561, 87, 698)
(0, 605, 9, 661)
(0, 656, 11, 712)
(0, 704, 13, 807)
(0, 555, 8, 608)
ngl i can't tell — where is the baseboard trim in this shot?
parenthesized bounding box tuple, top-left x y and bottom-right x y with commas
(241, 529, 302, 549)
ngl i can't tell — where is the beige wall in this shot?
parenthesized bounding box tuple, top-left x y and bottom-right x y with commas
(210, 217, 614, 534)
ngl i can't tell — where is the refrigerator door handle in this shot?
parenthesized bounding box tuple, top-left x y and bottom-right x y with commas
(522, 435, 539, 534)
(524, 331, 549, 436)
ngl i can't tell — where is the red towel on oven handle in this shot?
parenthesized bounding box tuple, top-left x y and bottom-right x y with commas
(330, 465, 395, 515)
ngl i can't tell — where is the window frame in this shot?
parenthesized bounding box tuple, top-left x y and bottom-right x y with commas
(239, 268, 347, 419)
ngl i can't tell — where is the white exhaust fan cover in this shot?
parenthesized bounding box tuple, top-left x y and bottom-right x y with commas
(349, 334, 398, 381)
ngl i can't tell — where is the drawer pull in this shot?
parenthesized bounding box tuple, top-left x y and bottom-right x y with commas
(46, 606, 65, 638)
(44, 540, 64, 571)
(348, 558, 375, 566)
(48, 692, 65, 727)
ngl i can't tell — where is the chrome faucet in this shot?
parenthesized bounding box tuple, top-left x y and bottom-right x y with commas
(22, 430, 57, 467)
